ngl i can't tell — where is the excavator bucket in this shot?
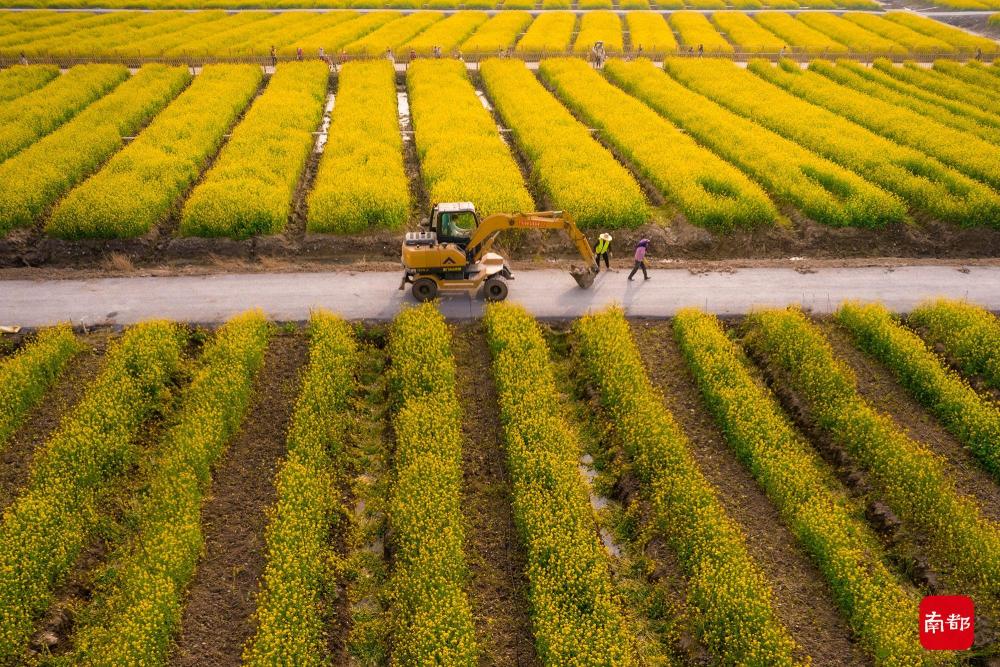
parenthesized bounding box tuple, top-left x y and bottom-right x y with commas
(570, 266, 598, 289)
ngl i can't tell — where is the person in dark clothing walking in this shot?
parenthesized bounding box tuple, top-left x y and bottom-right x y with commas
(628, 238, 650, 281)
(594, 232, 612, 271)
(270, 45, 277, 68)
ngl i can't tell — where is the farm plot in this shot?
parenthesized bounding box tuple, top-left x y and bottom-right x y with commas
(342, 12, 443, 56)
(669, 11, 734, 53)
(0, 64, 128, 163)
(45, 64, 262, 239)
(3, 302, 996, 664)
(0, 64, 57, 103)
(514, 11, 575, 54)
(307, 59, 409, 233)
(538, 58, 777, 231)
(809, 59, 1000, 146)
(179, 61, 329, 239)
(711, 11, 785, 53)
(0, 64, 191, 236)
(603, 59, 906, 229)
(752, 11, 848, 53)
(571, 11, 624, 54)
(459, 10, 532, 54)
(400, 10, 487, 55)
(479, 58, 649, 228)
(664, 58, 1000, 228)
(624, 11, 678, 53)
(407, 59, 534, 216)
(754, 61, 1000, 189)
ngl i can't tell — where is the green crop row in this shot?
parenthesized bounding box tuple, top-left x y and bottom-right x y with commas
(480, 58, 649, 228)
(672, 309, 927, 664)
(484, 303, 635, 665)
(757, 60, 1000, 191)
(46, 64, 261, 239)
(69, 312, 270, 666)
(459, 11, 531, 53)
(573, 308, 799, 665)
(539, 58, 777, 232)
(603, 59, 904, 228)
(245, 312, 356, 666)
(0, 63, 128, 162)
(307, 60, 409, 233)
(837, 301, 1000, 481)
(407, 59, 533, 216)
(743, 308, 1000, 593)
(0, 64, 189, 236)
(812, 60, 1000, 147)
(909, 300, 1000, 392)
(0, 321, 183, 659)
(180, 61, 329, 239)
(514, 11, 574, 53)
(625, 12, 677, 52)
(386, 305, 477, 664)
(667, 57, 999, 228)
(0, 64, 57, 102)
(0, 325, 80, 448)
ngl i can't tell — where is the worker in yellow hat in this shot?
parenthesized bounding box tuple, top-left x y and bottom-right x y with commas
(594, 232, 612, 272)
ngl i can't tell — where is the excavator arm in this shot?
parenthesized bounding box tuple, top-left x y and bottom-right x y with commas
(467, 211, 599, 287)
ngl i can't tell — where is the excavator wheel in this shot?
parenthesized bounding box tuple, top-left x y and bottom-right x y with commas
(483, 277, 509, 302)
(411, 277, 438, 302)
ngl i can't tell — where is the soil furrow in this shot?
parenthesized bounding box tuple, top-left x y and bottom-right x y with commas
(170, 332, 308, 667)
(0, 332, 111, 515)
(451, 323, 539, 667)
(820, 321, 1000, 525)
(631, 320, 870, 667)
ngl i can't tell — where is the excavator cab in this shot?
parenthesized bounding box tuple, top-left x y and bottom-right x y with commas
(429, 202, 478, 247)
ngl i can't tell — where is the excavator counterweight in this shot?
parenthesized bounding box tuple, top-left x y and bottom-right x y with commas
(400, 203, 599, 302)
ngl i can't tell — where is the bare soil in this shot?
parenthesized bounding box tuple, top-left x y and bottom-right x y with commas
(631, 321, 871, 667)
(451, 323, 539, 667)
(169, 333, 308, 667)
(819, 322, 1000, 526)
(0, 333, 110, 514)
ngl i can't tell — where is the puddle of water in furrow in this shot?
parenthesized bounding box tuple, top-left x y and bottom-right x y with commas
(313, 92, 336, 154)
(476, 87, 515, 145)
(578, 453, 622, 559)
(397, 89, 412, 142)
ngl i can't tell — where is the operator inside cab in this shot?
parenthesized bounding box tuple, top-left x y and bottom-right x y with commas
(433, 204, 478, 246)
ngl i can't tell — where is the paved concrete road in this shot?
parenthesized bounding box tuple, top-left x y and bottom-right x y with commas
(1, 265, 997, 327)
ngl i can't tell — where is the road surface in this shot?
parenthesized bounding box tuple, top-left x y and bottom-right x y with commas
(1, 266, 997, 327)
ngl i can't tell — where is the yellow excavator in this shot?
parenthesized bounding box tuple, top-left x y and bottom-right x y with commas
(399, 202, 599, 302)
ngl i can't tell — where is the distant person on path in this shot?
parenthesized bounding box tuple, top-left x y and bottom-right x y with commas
(296, 47, 303, 61)
(19, 52, 27, 66)
(594, 232, 612, 271)
(385, 48, 395, 64)
(628, 238, 650, 281)
(697, 44, 704, 57)
(270, 45, 277, 68)
(409, 48, 417, 62)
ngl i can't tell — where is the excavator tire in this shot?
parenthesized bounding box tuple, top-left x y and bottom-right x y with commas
(483, 277, 509, 302)
(411, 278, 438, 302)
